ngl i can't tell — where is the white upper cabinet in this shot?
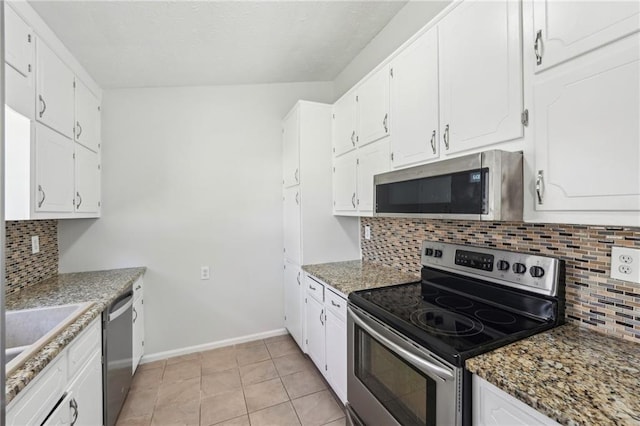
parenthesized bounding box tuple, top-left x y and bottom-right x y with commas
(74, 143, 101, 214)
(333, 91, 358, 157)
(283, 186, 302, 264)
(439, 0, 523, 155)
(533, 1, 640, 72)
(35, 123, 74, 214)
(357, 139, 390, 215)
(36, 40, 75, 138)
(390, 27, 440, 168)
(5, 4, 32, 76)
(333, 151, 358, 214)
(357, 65, 390, 147)
(74, 79, 101, 153)
(533, 34, 640, 212)
(282, 107, 300, 187)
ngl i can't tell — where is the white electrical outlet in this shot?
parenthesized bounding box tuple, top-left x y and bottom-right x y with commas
(610, 246, 640, 283)
(200, 266, 210, 280)
(364, 225, 371, 240)
(31, 236, 40, 254)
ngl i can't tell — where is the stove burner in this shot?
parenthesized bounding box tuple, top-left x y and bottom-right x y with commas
(475, 309, 517, 325)
(410, 309, 485, 337)
(435, 296, 474, 310)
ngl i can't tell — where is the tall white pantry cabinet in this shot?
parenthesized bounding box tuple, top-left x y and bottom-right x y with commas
(282, 101, 360, 351)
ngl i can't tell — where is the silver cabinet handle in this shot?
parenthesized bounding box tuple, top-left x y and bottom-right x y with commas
(443, 124, 450, 150)
(70, 398, 79, 426)
(38, 185, 46, 208)
(295, 192, 299, 205)
(383, 113, 388, 133)
(430, 130, 436, 154)
(351, 192, 356, 208)
(536, 170, 545, 204)
(133, 307, 138, 324)
(320, 308, 324, 325)
(76, 191, 82, 209)
(331, 300, 341, 308)
(38, 95, 46, 118)
(296, 272, 301, 285)
(76, 121, 82, 139)
(350, 130, 356, 146)
(534, 30, 543, 65)
(136, 284, 142, 290)
(294, 168, 299, 183)
(309, 284, 317, 291)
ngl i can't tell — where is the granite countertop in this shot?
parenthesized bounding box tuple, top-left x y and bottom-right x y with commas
(466, 324, 640, 426)
(5, 267, 146, 405)
(302, 260, 419, 295)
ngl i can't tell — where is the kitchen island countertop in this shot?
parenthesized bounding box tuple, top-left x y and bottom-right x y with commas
(466, 323, 640, 426)
(302, 259, 419, 295)
(5, 267, 146, 404)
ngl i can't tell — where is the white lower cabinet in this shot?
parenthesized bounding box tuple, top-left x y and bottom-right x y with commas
(284, 260, 304, 350)
(133, 277, 145, 373)
(473, 375, 559, 426)
(7, 317, 102, 426)
(304, 274, 348, 405)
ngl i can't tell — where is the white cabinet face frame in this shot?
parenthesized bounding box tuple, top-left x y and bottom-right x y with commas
(283, 107, 300, 188)
(333, 151, 358, 214)
(357, 64, 391, 147)
(439, 0, 523, 155)
(333, 91, 358, 157)
(35, 123, 74, 213)
(357, 139, 391, 215)
(533, 0, 640, 73)
(533, 34, 640, 212)
(390, 27, 440, 169)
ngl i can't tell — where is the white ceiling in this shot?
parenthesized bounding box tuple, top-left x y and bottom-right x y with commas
(28, 1, 409, 89)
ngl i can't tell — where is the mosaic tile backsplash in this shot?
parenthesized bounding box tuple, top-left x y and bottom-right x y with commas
(361, 218, 640, 343)
(6, 220, 58, 295)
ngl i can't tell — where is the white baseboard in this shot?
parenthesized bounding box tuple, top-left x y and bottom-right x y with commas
(140, 328, 289, 364)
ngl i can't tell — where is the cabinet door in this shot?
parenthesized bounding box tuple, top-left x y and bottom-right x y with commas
(35, 123, 74, 213)
(358, 65, 390, 147)
(333, 92, 358, 156)
(333, 151, 358, 214)
(133, 297, 145, 373)
(36, 40, 75, 138)
(533, 1, 640, 72)
(4, 4, 32, 76)
(390, 27, 440, 168)
(439, 0, 523, 155)
(74, 143, 101, 214)
(68, 351, 103, 426)
(40, 393, 72, 426)
(283, 186, 302, 264)
(74, 79, 101, 153)
(533, 35, 640, 212)
(284, 261, 303, 350)
(305, 294, 325, 373)
(357, 139, 390, 214)
(325, 309, 347, 404)
(283, 106, 300, 187)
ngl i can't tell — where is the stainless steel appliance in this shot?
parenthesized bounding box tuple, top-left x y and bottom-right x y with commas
(103, 288, 134, 426)
(374, 150, 523, 221)
(347, 242, 565, 426)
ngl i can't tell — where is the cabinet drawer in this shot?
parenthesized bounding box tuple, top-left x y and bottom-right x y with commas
(68, 318, 101, 379)
(306, 275, 324, 303)
(7, 355, 68, 426)
(326, 289, 347, 321)
(133, 277, 144, 302)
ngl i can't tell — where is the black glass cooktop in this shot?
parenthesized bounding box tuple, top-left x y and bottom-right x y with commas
(349, 268, 560, 366)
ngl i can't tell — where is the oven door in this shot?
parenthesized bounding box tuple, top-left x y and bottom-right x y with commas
(347, 304, 462, 426)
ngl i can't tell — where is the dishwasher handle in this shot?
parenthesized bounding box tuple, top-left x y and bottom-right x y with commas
(108, 291, 133, 322)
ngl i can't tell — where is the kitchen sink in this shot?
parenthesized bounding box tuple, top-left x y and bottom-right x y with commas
(5, 302, 93, 374)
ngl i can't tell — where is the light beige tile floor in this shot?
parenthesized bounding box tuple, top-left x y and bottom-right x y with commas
(117, 334, 346, 426)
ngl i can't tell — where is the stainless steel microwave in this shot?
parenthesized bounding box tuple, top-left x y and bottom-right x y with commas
(374, 150, 523, 221)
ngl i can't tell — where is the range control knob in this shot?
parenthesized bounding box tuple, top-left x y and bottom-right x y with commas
(512, 262, 527, 274)
(434, 250, 443, 258)
(425, 248, 434, 256)
(496, 260, 510, 271)
(529, 266, 545, 278)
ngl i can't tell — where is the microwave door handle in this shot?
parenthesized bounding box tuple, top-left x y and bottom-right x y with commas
(348, 306, 453, 382)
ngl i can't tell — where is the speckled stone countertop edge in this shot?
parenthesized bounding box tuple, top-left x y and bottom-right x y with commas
(5, 267, 146, 405)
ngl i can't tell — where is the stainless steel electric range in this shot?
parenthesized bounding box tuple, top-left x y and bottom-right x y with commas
(346, 241, 565, 426)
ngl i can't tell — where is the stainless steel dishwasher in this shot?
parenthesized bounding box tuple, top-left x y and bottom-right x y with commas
(103, 287, 133, 426)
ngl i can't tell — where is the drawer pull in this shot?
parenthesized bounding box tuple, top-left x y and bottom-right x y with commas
(331, 300, 341, 308)
(309, 285, 317, 291)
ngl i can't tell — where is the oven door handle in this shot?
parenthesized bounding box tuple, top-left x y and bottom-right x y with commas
(348, 306, 454, 382)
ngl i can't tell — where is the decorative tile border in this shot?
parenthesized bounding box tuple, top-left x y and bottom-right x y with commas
(361, 218, 640, 342)
(5, 220, 58, 295)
